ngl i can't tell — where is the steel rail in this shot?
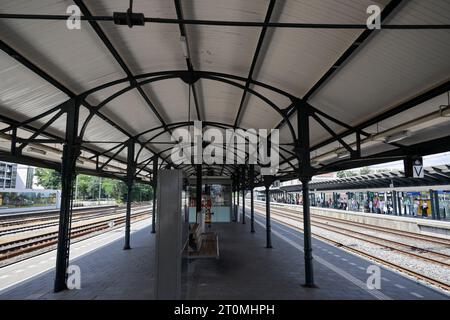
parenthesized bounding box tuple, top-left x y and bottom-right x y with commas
(252, 205, 450, 291)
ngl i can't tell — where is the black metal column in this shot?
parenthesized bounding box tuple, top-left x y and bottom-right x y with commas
(233, 187, 239, 222)
(433, 190, 441, 220)
(301, 179, 314, 286)
(392, 190, 398, 215)
(265, 183, 272, 248)
(54, 99, 80, 292)
(242, 166, 246, 224)
(231, 180, 234, 221)
(397, 192, 403, 215)
(430, 189, 436, 220)
(250, 164, 255, 233)
(230, 184, 236, 221)
(232, 176, 237, 222)
(124, 139, 135, 250)
(196, 164, 202, 222)
(296, 100, 315, 287)
(237, 175, 240, 223)
(403, 192, 408, 215)
(232, 180, 235, 222)
(10, 127, 17, 156)
(151, 156, 157, 233)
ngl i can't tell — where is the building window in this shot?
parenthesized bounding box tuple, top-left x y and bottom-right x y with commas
(0, 162, 18, 189)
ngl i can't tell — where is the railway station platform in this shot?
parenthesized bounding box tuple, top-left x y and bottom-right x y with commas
(264, 201, 450, 239)
(0, 214, 447, 300)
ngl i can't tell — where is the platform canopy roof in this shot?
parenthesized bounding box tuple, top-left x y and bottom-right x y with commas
(0, 0, 449, 184)
(275, 165, 450, 192)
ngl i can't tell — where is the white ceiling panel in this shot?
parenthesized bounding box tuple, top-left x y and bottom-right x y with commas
(85, 82, 131, 107)
(0, 50, 69, 120)
(239, 94, 282, 130)
(142, 79, 191, 124)
(0, 0, 126, 94)
(82, 114, 128, 143)
(182, 0, 269, 21)
(100, 88, 163, 136)
(199, 79, 243, 125)
(254, 0, 389, 98)
(309, 0, 450, 128)
(186, 25, 260, 78)
(182, 0, 268, 78)
(91, 21, 185, 74)
(254, 27, 360, 98)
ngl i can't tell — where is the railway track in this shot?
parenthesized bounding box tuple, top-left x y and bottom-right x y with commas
(0, 207, 138, 237)
(0, 205, 119, 229)
(252, 203, 450, 292)
(0, 206, 151, 263)
(257, 204, 450, 265)
(255, 203, 450, 255)
(269, 203, 450, 247)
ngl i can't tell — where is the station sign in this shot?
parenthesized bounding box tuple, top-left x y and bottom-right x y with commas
(404, 156, 424, 179)
(412, 158, 424, 178)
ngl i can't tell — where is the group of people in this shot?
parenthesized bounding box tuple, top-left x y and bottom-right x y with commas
(316, 196, 430, 218)
(367, 197, 390, 214)
(364, 197, 429, 217)
(271, 193, 432, 218)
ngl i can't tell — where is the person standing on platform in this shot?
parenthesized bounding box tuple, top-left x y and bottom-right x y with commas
(404, 197, 411, 215)
(413, 199, 419, 217)
(375, 200, 378, 213)
(380, 199, 386, 214)
(422, 201, 428, 218)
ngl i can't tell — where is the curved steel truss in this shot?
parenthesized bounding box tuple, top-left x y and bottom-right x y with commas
(1, 0, 449, 293)
(1, 0, 449, 186)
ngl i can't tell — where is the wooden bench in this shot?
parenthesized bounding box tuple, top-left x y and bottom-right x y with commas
(186, 225, 219, 260)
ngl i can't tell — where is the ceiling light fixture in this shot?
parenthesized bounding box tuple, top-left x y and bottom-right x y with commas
(336, 150, 350, 159)
(384, 130, 410, 144)
(439, 104, 450, 117)
(180, 36, 189, 58)
(27, 146, 47, 156)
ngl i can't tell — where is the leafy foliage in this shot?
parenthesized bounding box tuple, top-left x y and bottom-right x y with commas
(34, 168, 153, 203)
(34, 168, 61, 189)
(336, 167, 374, 178)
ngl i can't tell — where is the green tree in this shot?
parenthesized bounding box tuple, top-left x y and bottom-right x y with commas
(87, 177, 102, 199)
(34, 168, 61, 189)
(359, 167, 373, 175)
(133, 183, 153, 202)
(336, 170, 358, 178)
(35, 168, 152, 203)
(102, 178, 117, 199)
(75, 175, 92, 199)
